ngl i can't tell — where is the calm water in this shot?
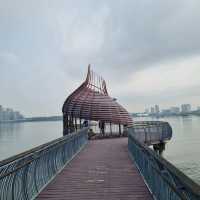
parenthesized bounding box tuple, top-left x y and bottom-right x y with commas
(163, 116, 200, 184)
(135, 116, 200, 184)
(0, 121, 62, 160)
(0, 117, 200, 184)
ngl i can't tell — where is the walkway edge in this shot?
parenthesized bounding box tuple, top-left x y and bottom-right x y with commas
(33, 141, 88, 200)
(128, 151, 155, 200)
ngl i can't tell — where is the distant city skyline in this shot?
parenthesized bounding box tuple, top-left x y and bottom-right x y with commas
(0, 105, 24, 121)
(144, 103, 200, 115)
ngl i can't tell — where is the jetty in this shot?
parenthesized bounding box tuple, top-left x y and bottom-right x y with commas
(0, 66, 200, 200)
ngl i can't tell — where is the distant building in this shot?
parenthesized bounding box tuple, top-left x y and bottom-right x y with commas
(2, 110, 7, 121)
(170, 107, 180, 114)
(0, 105, 24, 121)
(14, 111, 24, 120)
(150, 107, 155, 114)
(181, 104, 191, 113)
(155, 105, 160, 114)
(0, 105, 3, 121)
(7, 108, 15, 120)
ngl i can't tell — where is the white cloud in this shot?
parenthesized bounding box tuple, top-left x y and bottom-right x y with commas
(130, 56, 200, 95)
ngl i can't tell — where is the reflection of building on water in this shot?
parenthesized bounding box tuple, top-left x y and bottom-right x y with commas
(0, 123, 22, 136)
(0, 105, 24, 122)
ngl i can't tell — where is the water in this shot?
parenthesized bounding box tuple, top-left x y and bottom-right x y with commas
(162, 116, 200, 184)
(135, 116, 200, 184)
(0, 117, 200, 184)
(0, 121, 62, 161)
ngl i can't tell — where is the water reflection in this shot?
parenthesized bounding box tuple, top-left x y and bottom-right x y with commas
(0, 123, 22, 138)
(0, 121, 62, 161)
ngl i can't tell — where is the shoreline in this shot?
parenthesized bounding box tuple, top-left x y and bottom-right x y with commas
(1, 114, 200, 124)
(0, 116, 63, 124)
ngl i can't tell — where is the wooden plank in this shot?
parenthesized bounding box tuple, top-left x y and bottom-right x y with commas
(37, 138, 153, 200)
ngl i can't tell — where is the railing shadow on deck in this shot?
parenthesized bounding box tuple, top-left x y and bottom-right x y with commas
(128, 129, 200, 200)
(0, 128, 88, 200)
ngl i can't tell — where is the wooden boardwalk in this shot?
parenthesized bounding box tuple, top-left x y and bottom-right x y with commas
(37, 138, 153, 200)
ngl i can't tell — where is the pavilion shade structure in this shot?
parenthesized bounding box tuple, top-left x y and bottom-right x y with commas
(62, 65, 133, 135)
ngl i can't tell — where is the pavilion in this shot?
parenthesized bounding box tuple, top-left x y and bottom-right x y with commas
(62, 65, 133, 135)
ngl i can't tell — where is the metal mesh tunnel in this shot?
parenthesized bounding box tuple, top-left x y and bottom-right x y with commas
(62, 65, 133, 135)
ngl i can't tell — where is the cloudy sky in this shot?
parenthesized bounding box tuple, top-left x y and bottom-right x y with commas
(0, 0, 200, 116)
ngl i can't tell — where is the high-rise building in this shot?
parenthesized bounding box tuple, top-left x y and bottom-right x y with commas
(155, 105, 160, 114)
(170, 107, 180, 114)
(150, 107, 155, 114)
(181, 104, 191, 113)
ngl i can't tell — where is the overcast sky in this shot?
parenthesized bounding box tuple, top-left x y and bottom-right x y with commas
(0, 0, 200, 116)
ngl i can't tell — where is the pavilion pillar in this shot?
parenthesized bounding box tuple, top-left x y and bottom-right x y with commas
(119, 124, 121, 136)
(75, 117, 77, 131)
(69, 115, 73, 133)
(66, 114, 68, 135)
(79, 118, 82, 129)
(72, 116, 74, 133)
(63, 113, 69, 136)
(110, 122, 112, 136)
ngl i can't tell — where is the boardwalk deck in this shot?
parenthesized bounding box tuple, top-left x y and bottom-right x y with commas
(37, 138, 153, 200)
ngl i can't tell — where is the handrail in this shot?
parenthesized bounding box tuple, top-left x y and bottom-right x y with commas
(130, 121, 172, 145)
(128, 130, 200, 200)
(0, 128, 88, 200)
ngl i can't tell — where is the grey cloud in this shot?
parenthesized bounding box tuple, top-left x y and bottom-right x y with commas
(0, 0, 200, 115)
(98, 1, 200, 71)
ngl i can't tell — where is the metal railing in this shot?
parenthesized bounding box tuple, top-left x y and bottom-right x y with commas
(128, 130, 200, 200)
(0, 128, 88, 200)
(130, 121, 172, 145)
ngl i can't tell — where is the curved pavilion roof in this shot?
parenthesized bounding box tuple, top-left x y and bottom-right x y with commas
(62, 66, 133, 126)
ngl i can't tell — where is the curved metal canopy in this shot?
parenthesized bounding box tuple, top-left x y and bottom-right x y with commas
(62, 65, 133, 126)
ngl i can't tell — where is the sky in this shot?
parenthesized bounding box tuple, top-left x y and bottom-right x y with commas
(0, 0, 200, 116)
